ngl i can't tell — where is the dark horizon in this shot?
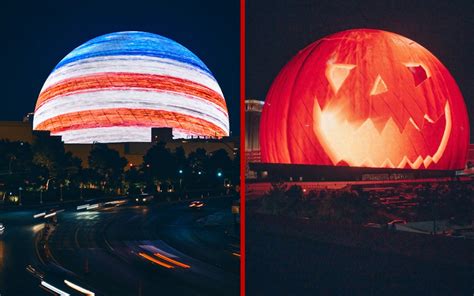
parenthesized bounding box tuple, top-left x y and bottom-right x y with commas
(0, 0, 240, 135)
(247, 0, 473, 140)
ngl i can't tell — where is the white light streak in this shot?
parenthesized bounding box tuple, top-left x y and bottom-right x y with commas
(41, 281, 70, 296)
(77, 204, 90, 210)
(42, 56, 223, 97)
(86, 204, 99, 210)
(44, 212, 56, 218)
(34, 212, 46, 218)
(64, 280, 95, 296)
(34, 90, 229, 134)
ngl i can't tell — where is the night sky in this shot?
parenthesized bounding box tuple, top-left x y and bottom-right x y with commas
(0, 0, 240, 135)
(247, 0, 473, 140)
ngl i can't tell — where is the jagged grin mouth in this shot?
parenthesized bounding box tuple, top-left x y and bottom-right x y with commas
(312, 101, 452, 169)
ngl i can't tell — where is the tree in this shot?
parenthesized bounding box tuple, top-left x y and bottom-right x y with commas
(143, 142, 177, 181)
(32, 134, 67, 178)
(0, 140, 33, 174)
(261, 181, 287, 215)
(316, 189, 372, 224)
(174, 146, 187, 173)
(124, 167, 145, 195)
(32, 135, 82, 193)
(208, 149, 232, 175)
(188, 148, 208, 175)
(88, 143, 127, 192)
(285, 185, 304, 215)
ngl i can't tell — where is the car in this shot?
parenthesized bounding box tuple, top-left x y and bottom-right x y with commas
(189, 201, 205, 209)
(0, 223, 5, 234)
(134, 194, 154, 204)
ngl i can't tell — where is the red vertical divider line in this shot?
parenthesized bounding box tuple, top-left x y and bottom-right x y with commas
(240, 0, 246, 294)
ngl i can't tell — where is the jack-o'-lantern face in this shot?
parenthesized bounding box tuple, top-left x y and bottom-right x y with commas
(260, 29, 469, 170)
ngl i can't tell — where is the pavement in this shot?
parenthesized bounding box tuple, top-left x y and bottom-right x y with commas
(0, 197, 239, 295)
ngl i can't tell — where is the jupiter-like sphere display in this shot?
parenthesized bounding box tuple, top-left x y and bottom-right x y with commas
(33, 31, 230, 143)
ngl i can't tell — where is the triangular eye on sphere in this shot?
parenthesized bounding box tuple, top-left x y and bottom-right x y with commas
(370, 75, 388, 96)
(325, 63, 356, 94)
(405, 63, 430, 86)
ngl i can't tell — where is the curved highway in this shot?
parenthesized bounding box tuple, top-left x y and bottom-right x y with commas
(0, 197, 239, 295)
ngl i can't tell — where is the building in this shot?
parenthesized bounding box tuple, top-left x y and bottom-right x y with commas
(245, 99, 263, 163)
(33, 31, 230, 144)
(245, 99, 263, 178)
(259, 29, 469, 171)
(0, 121, 238, 168)
(467, 144, 474, 167)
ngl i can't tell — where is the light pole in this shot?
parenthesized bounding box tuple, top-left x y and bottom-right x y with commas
(178, 169, 183, 192)
(40, 186, 44, 204)
(18, 187, 23, 206)
(8, 156, 15, 174)
(60, 184, 64, 202)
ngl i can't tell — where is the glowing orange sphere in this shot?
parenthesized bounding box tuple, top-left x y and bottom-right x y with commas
(260, 29, 469, 170)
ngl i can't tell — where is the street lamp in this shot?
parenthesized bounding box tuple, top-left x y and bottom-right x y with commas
(178, 169, 183, 192)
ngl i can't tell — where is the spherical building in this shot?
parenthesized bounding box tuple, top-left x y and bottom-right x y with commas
(260, 29, 469, 170)
(33, 31, 229, 143)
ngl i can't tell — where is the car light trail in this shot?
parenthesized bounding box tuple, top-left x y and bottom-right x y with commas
(86, 204, 99, 210)
(232, 252, 241, 257)
(32, 223, 45, 233)
(104, 200, 126, 205)
(34, 212, 46, 218)
(64, 280, 95, 296)
(44, 212, 56, 218)
(138, 252, 174, 269)
(40, 281, 70, 296)
(77, 204, 90, 210)
(139, 245, 177, 258)
(153, 253, 190, 268)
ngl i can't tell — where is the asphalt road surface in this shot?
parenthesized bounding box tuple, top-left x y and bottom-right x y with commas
(0, 197, 239, 295)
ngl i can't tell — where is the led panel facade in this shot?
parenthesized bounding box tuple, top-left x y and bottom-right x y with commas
(33, 31, 229, 143)
(260, 29, 469, 170)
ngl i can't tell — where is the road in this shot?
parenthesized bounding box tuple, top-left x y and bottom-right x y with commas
(0, 197, 239, 295)
(0, 210, 50, 295)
